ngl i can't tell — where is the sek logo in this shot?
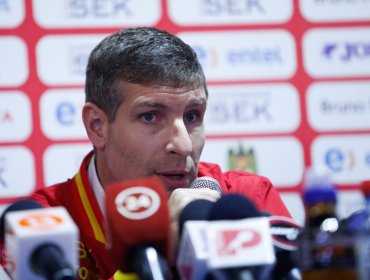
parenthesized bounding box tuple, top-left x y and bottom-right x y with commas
(19, 214, 63, 230)
(216, 229, 261, 256)
(115, 187, 160, 220)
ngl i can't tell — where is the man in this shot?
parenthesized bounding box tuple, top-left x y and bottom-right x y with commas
(26, 27, 290, 279)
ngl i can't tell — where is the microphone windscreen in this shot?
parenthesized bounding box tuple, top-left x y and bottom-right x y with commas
(0, 199, 42, 241)
(190, 176, 222, 196)
(178, 199, 213, 237)
(208, 194, 261, 221)
(105, 176, 170, 272)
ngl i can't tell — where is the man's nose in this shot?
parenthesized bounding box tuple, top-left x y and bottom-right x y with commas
(165, 118, 192, 156)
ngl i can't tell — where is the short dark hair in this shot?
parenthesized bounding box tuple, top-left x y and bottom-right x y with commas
(85, 27, 208, 121)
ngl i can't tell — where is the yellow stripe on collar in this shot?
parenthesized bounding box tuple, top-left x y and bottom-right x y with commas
(75, 171, 106, 243)
(113, 270, 139, 280)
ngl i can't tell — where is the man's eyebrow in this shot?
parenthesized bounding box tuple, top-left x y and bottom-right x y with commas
(133, 100, 168, 109)
(187, 98, 207, 107)
(133, 98, 207, 109)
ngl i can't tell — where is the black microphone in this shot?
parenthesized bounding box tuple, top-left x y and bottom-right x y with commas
(178, 199, 214, 237)
(264, 214, 302, 280)
(208, 194, 261, 221)
(1, 199, 78, 280)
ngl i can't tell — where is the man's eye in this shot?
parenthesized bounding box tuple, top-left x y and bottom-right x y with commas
(141, 113, 156, 122)
(185, 112, 198, 123)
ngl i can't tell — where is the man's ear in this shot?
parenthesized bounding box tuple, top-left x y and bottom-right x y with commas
(82, 102, 108, 149)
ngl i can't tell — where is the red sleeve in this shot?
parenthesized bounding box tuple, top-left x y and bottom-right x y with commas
(223, 171, 291, 218)
(198, 162, 291, 218)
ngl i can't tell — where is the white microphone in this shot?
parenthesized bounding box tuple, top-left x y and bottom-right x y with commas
(177, 194, 276, 280)
(0, 266, 10, 280)
(3, 200, 79, 280)
(206, 194, 275, 280)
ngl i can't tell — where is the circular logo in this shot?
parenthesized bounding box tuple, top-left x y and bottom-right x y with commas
(114, 187, 160, 220)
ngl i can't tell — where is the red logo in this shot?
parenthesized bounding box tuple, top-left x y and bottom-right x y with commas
(216, 229, 261, 256)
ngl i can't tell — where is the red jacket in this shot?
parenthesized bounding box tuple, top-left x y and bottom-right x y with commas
(27, 151, 290, 279)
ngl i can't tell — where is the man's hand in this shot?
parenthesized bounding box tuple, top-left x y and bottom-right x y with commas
(168, 188, 221, 261)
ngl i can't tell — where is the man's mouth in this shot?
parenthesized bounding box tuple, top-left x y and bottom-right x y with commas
(162, 174, 184, 179)
(156, 172, 191, 189)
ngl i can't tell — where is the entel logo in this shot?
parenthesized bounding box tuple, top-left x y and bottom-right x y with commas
(18, 214, 63, 230)
(115, 187, 160, 220)
(216, 229, 261, 256)
(192, 45, 218, 68)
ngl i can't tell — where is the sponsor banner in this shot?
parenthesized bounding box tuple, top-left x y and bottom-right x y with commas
(299, 0, 370, 23)
(0, 91, 32, 142)
(40, 89, 87, 140)
(32, 0, 161, 28)
(0, 146, 35, 197)
(168, 0, 293, 26)
(0, 36, 28, 87)
(280, 193, 305, 227)
(0, 0, 25, 28)
(36, 34, 106, 86)
(307, 81, 370, 132)
(179, 30, 296, 81)
(43, 143, 92, 186)
(201, 137, 304, 187)
(311, 134, 370, 184)
(205, 83, 300, 134)
(303, 27, 370, 78)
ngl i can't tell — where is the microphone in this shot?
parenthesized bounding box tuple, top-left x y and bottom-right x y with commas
(175, 176, 222, 280)
(1, 200, 78, 280)
(266, 215, 302, 280)
(176, 199, 214, 280)
(0, 266, 10, 280)
(105, 176, 171, 280)
(1, 200, 42, 243)
(190, 176, 222, 197)
(177, 194, 276, 280)
(206, 194, 275, 280)
(178, 199, 214, 237)
(208, 194, 261, 221)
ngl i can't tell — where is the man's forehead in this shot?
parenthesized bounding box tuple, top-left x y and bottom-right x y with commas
(132, 91, 207, 108)
(122, 83, 207, 103)
(123, 82, 205, 95)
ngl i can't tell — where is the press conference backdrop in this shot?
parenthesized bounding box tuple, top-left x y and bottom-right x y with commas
(1, 0, 370, 225)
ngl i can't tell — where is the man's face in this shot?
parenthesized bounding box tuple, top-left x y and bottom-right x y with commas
(98, 83, 207, 192)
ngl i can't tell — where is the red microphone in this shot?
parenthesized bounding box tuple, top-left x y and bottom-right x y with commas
(105, 176, 171, 279)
